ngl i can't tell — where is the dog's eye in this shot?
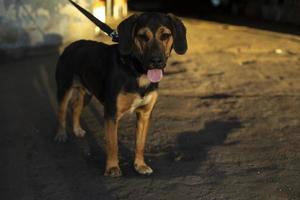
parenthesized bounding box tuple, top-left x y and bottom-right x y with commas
(137, 34, 149, 42)
(160, 33, 171, 41)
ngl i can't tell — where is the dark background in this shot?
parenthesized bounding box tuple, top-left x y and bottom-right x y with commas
(128, 0, 300, 35)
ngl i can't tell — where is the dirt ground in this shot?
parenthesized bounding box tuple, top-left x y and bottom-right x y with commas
(1, 17, 300, 200)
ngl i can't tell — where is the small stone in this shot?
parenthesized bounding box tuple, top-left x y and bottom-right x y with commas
(240, 60, 256, 65)
(275, 49, 284, 54)
(174, 153, 184, 162)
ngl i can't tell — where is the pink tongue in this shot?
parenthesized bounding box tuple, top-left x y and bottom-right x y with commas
(147, 69, 163, 83)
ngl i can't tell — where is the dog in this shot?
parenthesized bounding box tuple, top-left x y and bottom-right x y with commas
(55, 12, 187, 177)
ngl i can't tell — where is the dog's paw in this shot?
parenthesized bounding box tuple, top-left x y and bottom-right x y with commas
(54, 129, 68, 143)
(134, 163, 153, 175)
(104, 166, 122, 177)
(73, 127, 86, 138)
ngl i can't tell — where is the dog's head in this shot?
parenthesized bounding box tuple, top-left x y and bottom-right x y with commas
(117, 13, 187, 82)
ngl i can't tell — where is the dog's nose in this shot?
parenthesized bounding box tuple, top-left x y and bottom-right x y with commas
(150, 56, 163, 67)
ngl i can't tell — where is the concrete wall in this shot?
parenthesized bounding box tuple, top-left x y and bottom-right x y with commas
(0, 0, 96, 58)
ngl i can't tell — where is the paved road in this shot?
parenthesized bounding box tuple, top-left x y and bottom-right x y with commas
(1, 18, 300, 200)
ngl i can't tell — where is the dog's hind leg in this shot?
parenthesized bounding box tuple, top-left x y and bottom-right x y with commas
(55, 88, 73, 142)
(72, 87, 86, 138)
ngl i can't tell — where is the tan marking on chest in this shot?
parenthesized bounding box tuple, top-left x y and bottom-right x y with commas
(117, 91, 156, 117)
(130, 93, 153, 112)
(138, 75, 151, 88)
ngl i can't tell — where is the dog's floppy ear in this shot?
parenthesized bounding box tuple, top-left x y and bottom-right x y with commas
(168, 14, 188, 55)
(117, 14, 139, 55)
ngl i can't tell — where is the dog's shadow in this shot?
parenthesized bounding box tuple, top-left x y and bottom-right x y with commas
(76, 101, 242, 178)
(146, 119, 242, 179)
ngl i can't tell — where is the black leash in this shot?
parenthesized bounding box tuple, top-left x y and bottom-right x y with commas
(68, 0, 119, 42)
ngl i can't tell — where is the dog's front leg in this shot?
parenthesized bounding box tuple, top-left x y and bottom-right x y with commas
(104, 119, 122, 177)
(134, 112, 153, 175)
(134, 92, 158, 175)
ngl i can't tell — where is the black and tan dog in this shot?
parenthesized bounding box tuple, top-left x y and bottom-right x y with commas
(55, 13, 187, 177)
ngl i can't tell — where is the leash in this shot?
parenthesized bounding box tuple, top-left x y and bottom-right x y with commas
(68, 0, 119, 42)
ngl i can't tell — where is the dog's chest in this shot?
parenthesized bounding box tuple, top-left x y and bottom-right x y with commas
(117, 91, 155, 114)
(129, 75, 153, 112)
(129, 94, 152, 112)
